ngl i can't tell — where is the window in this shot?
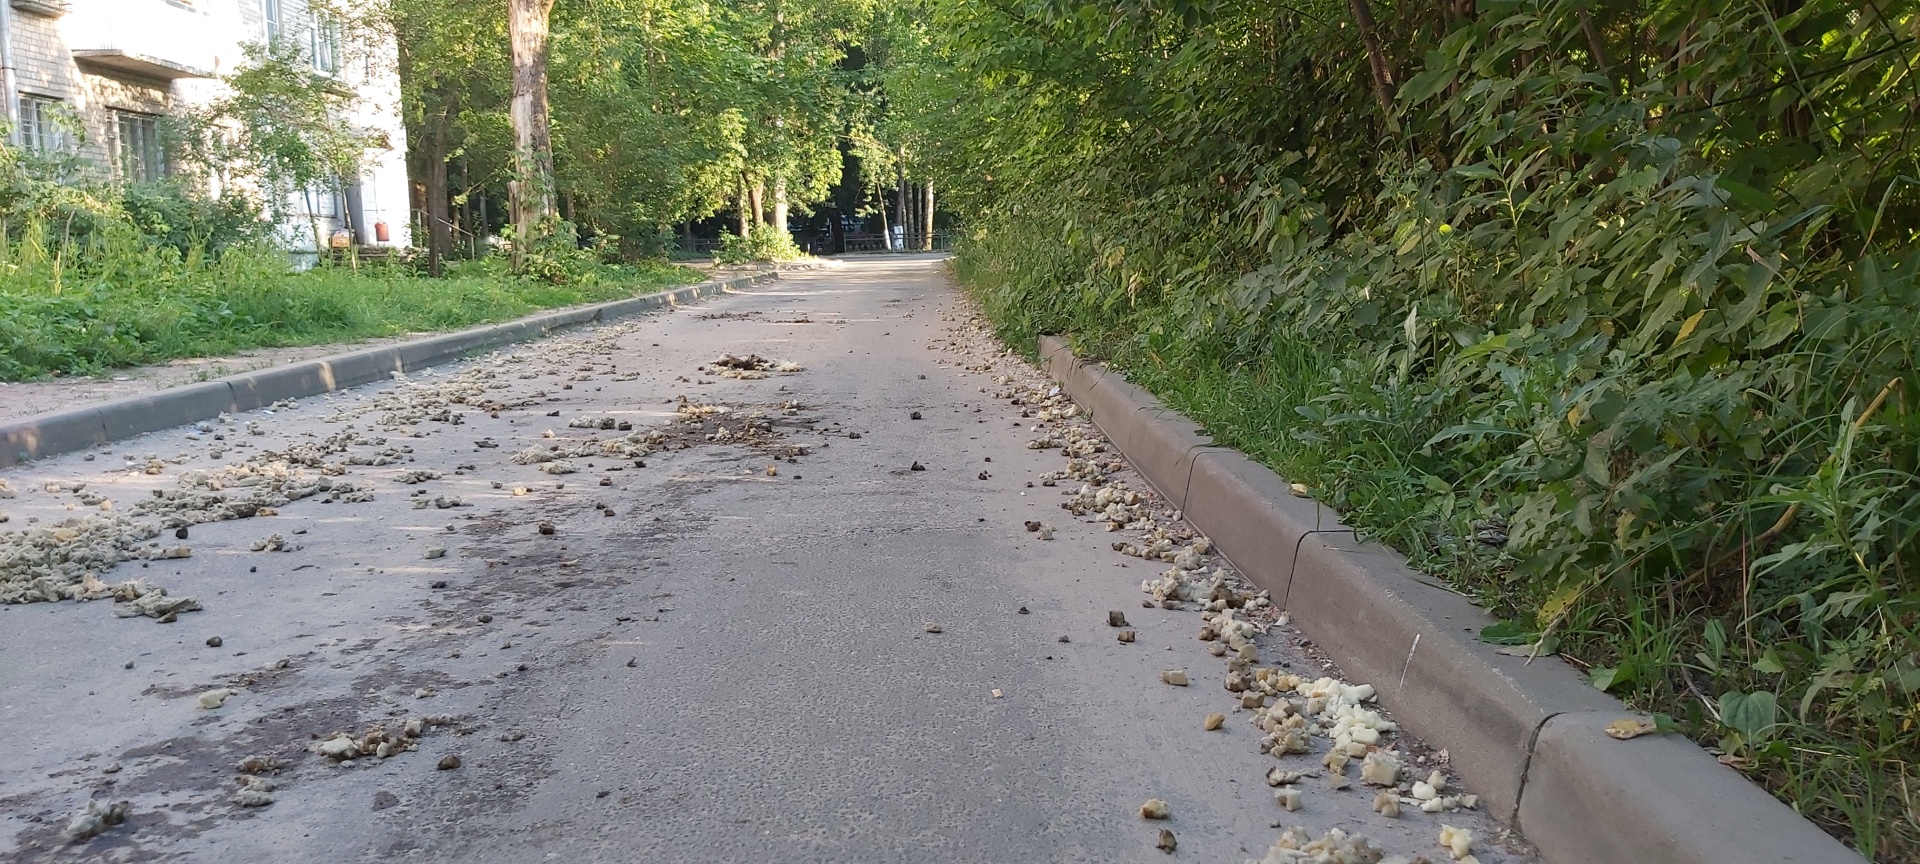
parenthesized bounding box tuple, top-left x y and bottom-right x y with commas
(310, 15, 339, 74)
(262, 0, 282, 42)
(112, 111, 166, 184)
(17, 95, 71, 154)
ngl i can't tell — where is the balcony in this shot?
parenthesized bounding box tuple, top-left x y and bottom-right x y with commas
(60, 0, 229, 81)
(71, 49, 207, 81)
(11, 0, 69, 17)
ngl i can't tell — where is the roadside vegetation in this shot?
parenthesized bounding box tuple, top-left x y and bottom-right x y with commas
(0, 228, 690, 381)
(0, 146, 692, 382)
(910, 0, 1920, 858)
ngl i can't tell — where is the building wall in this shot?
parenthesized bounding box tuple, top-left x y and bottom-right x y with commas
(11, 9, 80, 99)
(3, 0, 411, 252)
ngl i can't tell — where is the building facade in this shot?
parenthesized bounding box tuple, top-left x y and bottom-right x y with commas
(0, 0, 411, 254)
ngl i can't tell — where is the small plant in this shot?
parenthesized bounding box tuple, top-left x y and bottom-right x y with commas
(713, 224, 804, 264)
(510, 218, 601, 285)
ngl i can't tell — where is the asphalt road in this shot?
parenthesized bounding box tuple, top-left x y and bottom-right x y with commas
(0, 256, 1533, 863)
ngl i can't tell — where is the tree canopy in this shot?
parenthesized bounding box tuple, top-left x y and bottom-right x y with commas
(376, 2, 1920, 858)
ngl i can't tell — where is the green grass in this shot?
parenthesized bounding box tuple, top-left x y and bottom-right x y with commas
(0, 228, 699, 381)
(954, 230, 1920, 862)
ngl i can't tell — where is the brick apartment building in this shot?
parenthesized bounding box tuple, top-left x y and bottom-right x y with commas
(0, 0, 411, 255)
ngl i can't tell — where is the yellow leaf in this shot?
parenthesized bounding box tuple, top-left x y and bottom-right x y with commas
(1566, 402, 1583, 428)
(1605, 717, 1657, 740)
(1536, 583, 1581, 629)
(1673, 309, 1707, 347)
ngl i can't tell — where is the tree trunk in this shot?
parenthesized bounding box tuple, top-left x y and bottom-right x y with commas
(909, 183, 920, 250)
(477, 192, 489, 257)
(458, 152, 472, 256)
(1348, 0, 1396, 118)
(425, 102, 452, 277)
(875, 188, 889, 251)
(906, 182, 918, 251)
(737, 174, 751, 236)
(1578, 10, 1610, 77)
(508, 0, 558, 266)
(895, 161, 908, 252)
(771, 175, 789, 235)
(922, 182, 934, 251)
(748, 181, 765, 231)
(302, 187, 324, 267)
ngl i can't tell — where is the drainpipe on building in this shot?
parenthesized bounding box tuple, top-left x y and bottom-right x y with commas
(0, 0, 19, 146)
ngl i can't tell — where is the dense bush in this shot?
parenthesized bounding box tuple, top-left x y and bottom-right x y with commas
(714, 223, 805, 263)
(0, 219, 695, 380)
(0, 145, 696, 380)
(0, 143, 269, 256)
(933, 0, 1920, 856)
(119, 182, 269, 256)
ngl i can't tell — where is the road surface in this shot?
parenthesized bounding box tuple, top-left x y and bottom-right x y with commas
(0, 256, 1532, 863)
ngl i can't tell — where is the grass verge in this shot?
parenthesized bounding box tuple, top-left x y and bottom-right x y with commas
(0, 243, 698, 381)
(955, 236, 1920, 862)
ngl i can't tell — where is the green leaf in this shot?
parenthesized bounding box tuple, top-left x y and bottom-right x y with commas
(1397, 67, 1455, 107)
(1715, 177, 1773, 212)
(1752, 651, 1786, 675)
(1589, 665, 1626, 692)
(1479, 620, 1535, 645)
(1719, 690, 1778, 743)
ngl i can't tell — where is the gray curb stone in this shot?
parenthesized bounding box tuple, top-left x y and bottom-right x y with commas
(0, 273, 767, 468)
(1037, 334, 1864, 864)
(1521, 711, 1855, 864)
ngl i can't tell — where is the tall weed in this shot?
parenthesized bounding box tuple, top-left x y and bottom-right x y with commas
(944, 0, 1920, 856)
(0, 217, 695, 380)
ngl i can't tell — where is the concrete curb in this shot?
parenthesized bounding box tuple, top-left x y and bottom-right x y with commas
(1037, 334, 1864, 864)
(0, 273, 770, 468)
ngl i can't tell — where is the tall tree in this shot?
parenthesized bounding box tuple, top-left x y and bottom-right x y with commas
(508, 0, 558, 260)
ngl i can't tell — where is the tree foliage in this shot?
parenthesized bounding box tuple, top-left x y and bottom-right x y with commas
(917, 0, 1920, 858)
(392, 0, 872, 260)
(173, 41, 376, 248)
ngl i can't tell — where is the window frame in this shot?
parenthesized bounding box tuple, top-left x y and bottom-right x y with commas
(111, 110, 167, 184)
(262, 0, 283, 42)
(310, 14, 340, 75)
(17, 94, 73, 155)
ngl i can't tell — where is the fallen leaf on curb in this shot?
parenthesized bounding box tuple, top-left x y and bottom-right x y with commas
(1605, 717, 1657, 740)
(1156, 828, 1177, 853)
(198, 688, 235, 709)
(1139, 798, 1170, 819)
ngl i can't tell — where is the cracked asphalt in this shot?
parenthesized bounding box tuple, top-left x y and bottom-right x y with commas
(0, 255, 1536, 863)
